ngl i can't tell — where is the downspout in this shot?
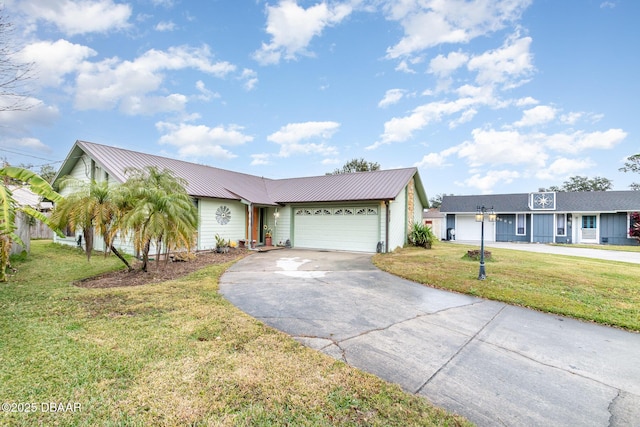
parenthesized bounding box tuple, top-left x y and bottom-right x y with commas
(385, 200, 390, 253)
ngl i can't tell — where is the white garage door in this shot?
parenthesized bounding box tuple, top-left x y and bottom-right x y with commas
(293, 206, 380, 252)
(455, 215, 495, 242)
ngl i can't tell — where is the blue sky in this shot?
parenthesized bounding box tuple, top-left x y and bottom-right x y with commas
(1, 0, 638, 196)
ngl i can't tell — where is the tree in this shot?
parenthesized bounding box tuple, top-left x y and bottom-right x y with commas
(429, 193, 453, 209)
(619, 154, 640, 190)
(327, 158, 380, 175)
(0, 11, 34, 112)
(540, 176, 613, 192)
(0, 166, 63, 282)
(119, 166, 198, 272)
(50, 178, 131, 270)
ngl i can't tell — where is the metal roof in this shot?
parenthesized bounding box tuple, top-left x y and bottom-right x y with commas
(440, 191, 640, 213)
(266, 167, 425, 203)
(55, 140, 426, 206)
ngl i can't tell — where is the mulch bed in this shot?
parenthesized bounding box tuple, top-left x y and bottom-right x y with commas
(75, 249, 251, 289)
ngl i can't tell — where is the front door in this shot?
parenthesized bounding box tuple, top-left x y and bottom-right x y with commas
(579, 215, 598, 243)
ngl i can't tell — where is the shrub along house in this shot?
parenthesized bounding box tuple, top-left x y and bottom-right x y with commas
(53, 140, 427, 254)
(440, 191, 640, 245)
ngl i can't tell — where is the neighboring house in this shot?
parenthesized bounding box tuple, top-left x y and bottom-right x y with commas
(422, 209, 444, 240)
(53, 140, 427, 254)
(440, 191, 640, 245)
(9, 186, 54, 254)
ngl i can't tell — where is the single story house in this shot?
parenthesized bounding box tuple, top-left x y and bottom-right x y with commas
(53, 140, 427, 253)
(422, 208, 444, 239)
(440, 191, 640, 245)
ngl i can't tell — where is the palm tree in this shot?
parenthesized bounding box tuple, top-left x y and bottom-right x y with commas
(50, 178, 132, 270)
(0, 166, 63, 282)
(119, 166, 198, 272)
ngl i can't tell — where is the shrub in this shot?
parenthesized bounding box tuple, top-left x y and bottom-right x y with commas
(408, 222, 436, 249)
(630, 212, 640, 243)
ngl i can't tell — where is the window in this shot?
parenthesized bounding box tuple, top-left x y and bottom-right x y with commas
(516, 214, 526, 235)
(556, 214, 566, 236)
(582, 215, 597, 229)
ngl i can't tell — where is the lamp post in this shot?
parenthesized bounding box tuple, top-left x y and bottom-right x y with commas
(475, 205, 496, 280)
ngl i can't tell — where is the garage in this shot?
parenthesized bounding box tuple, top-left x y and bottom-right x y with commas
(455, 215, 496, 242)
(292, 205, 381, 252)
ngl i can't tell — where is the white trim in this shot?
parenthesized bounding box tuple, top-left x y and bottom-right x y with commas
(555, 213, 567, 237)
(515, 213, 527, 236)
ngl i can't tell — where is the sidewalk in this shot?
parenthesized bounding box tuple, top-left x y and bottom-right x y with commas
(451, 240, 640, 264)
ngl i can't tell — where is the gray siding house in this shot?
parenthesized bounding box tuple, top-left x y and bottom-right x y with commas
(53, 140, 427, 254)
(440, 191, 640, 246)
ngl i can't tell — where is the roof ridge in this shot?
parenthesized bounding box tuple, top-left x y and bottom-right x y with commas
(77, 140, 274, 182)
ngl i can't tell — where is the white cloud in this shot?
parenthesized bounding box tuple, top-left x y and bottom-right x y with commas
(194, 80, 219, 102)
(15, 137, 51, 153)
(0, 97, 59, 135)
(18, 39, 97, 87)
(467, 35, 534, 89)
(155, 21, 177, 31)
(515, 96, 539, 107)
(251, 153, 271, 166)
(74, 45, 236, 113)
(458, 169, 521, 194)
(544, 129, 627, 154)
(369, 96, 483, 148)
(156, 121, 253, 160)
(378, 89, 405, 108)
(17, 0, 132, 36)
(240, 68, 258, 91)
(560, 112, 583, 125)
(253, 0, 353, 65)
(457, 128, 548, 169)
(385, 0, 532, 58)
(415, 146, 460, 168)
(536, 157, 595, 181)
(428, 51, 469, 77)
(395, 60, 416, 74)
(513, 105, 557, 127)
(120, 94, 187, 116)
(267, 121, 340, 157)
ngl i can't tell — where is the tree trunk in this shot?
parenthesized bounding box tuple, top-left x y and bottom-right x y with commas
(83, 227, 93, 261)
(141, 239, 150, 272)
(110, 245, 132, 271)
(0, 235, 10, 282)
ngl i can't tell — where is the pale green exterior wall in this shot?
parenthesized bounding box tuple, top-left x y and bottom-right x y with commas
(198, 199, 247, 250)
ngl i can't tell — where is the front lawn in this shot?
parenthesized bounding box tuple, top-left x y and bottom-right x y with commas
(373, 242, 640, 331)
(0, 241, 470, 426)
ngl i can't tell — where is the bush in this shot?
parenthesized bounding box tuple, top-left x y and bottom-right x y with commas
(630, 212, 640, 243)
(408, 222, 436, 249)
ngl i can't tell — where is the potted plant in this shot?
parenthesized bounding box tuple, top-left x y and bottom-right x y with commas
(264, 225, 273, 246)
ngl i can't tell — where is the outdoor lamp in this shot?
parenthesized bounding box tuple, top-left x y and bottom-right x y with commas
(475, 205, 496, 280)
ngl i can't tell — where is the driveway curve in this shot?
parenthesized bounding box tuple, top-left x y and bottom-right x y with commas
(219, 249, 640, 427)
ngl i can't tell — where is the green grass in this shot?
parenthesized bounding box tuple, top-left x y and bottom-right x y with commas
(550, 242, 640, 252)
(373, 242, 640, 331)
(0, 241, 470, 426)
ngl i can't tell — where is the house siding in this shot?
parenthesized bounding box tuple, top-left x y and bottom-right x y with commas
(388, 187, 407, 251)
(198, 199, 247, 251)
(496, 214, 530, 242)
(532, 214, 554, 243)
(600, 213, 634, 245)
(266, 206, 290, 246)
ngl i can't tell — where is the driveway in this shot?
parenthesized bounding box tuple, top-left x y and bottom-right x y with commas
(219, 249, 640, 427)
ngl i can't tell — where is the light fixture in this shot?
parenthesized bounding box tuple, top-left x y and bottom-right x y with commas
(476, 205, 496, 280)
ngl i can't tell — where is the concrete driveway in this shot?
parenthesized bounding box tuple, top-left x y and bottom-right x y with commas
(219, 249, 640, 427)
